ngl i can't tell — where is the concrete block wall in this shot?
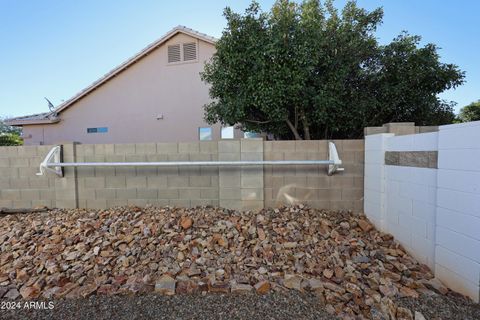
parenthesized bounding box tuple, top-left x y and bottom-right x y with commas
(264, 140, 364, 211)
(383, 133, 438, 269)
(75, 142, 220, 209)
(364, 121, 480, 302)
(435, 121, 480, 302)
(1, 139, 363, 213)
(0, 145, 58, 209)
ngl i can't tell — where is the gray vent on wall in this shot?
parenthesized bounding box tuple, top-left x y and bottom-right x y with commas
(168, 44, 181, 63)
(183, 42, 197, 61)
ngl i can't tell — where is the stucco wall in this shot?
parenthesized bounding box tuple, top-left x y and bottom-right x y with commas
(21, 33, 231, 145)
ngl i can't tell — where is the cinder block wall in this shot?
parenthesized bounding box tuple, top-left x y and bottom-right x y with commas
(75, 142, 220, 209)
(364, 121, 480, 302)
(264, 140, 364, 211)
(0, 139, 364, 212)
(0, 145, 58, 209)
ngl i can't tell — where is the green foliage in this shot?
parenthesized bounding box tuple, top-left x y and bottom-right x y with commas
(0, 134, 23, 146)
(0, 118, 23, 146)
(458, 100, 480, 122)
(201, 0, 465, 139)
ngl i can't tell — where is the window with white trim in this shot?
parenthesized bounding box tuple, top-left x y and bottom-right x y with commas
(221, 126, 234, 139)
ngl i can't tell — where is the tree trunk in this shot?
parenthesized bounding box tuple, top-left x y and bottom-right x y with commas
(302, 119, 311, 140)
(285, 119, 302, 140)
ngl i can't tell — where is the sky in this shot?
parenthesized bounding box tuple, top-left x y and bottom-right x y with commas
(0, 0, 478, 118)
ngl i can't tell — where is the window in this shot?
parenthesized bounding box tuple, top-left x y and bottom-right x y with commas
(244, 131, 261, 139)
(199, 127, 212, 141)
(87, 127, 108, 133)
(221, 126, 234, 139)
(168, 42, 197, 63)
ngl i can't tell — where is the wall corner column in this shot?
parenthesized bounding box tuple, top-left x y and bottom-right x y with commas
(363, 133, 394, 231)
(54, 142, 79, 209)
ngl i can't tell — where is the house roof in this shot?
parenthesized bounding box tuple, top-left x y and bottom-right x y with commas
(6, 26, 217, 126)
(5, 112, 60, 125)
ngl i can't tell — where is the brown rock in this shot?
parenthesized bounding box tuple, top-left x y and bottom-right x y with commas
(399, 286, 419, 298)
(345, 282, 362, 296)
(97, 284, 116, 295)
(54, 283, 78, 299)
(180, 217, 193, 230)
(231, 283, 253, 294)
(358, 219, 373, 232)
(323, 281, 346, 294)
(307, 279, 324, 291)
(334, 266, 344, 280)
(217, 237, 228, 248)
(283, 242, 297, 249)
(380, 297, 397, 320)
(284, 274, 303, 290)
(78, 283, 98, 298)
(20, 286, 40, 299)
(155, 275, 176, 296)
(396, 307, 413, 320)
(323, 269, 334, 279)
(208, 281, 230, 293)
(16, 269, 29, 283)
(257, 228, 266, 241)
(176, 280, 199, 294)
(65, 251, 80, 261)
(254, 280, 270, 294)
(379, 284, 398, 297)
(425, 278, 448, 295)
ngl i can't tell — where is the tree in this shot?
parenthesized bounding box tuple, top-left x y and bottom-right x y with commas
(201, 0, 465, 139)
(458, 101, 480, 122)
(0, 117, 22, 146)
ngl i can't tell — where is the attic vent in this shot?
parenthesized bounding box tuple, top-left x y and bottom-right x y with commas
(168, 44, 181, 63)
(183, 42, 197, 61)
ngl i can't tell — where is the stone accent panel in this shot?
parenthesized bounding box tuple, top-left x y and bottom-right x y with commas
(385, 151, 438, 168)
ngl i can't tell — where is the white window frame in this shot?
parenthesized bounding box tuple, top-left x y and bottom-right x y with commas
(221, 126, 235, 139)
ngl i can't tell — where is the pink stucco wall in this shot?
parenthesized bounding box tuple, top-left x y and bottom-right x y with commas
(22, 33, 241, 145)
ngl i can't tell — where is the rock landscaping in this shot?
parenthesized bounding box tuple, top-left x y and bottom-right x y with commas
(0, 205, 467, 319)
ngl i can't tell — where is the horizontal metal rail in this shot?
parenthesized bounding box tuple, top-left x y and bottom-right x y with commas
(45, 160, 334, 167)
(36, 142, 344, 177)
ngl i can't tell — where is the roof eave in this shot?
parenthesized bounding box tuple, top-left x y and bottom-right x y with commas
(5, 118, 60, 126)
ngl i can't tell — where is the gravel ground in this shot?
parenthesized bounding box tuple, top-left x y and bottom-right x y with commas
(0, 292, 332, 320)
(1, 291, 479, 320)
(399, 291, 480, 320)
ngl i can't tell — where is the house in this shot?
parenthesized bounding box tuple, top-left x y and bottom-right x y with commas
(6, 26, 244, 145)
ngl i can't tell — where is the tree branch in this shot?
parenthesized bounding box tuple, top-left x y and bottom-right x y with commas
(244, 119, 272, 124)
(286, 119, 303, 140)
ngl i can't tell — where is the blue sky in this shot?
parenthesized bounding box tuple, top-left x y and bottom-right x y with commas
(0, 0, 478, 118)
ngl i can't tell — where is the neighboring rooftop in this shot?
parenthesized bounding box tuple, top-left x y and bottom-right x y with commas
(5, 112, 59, 126)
